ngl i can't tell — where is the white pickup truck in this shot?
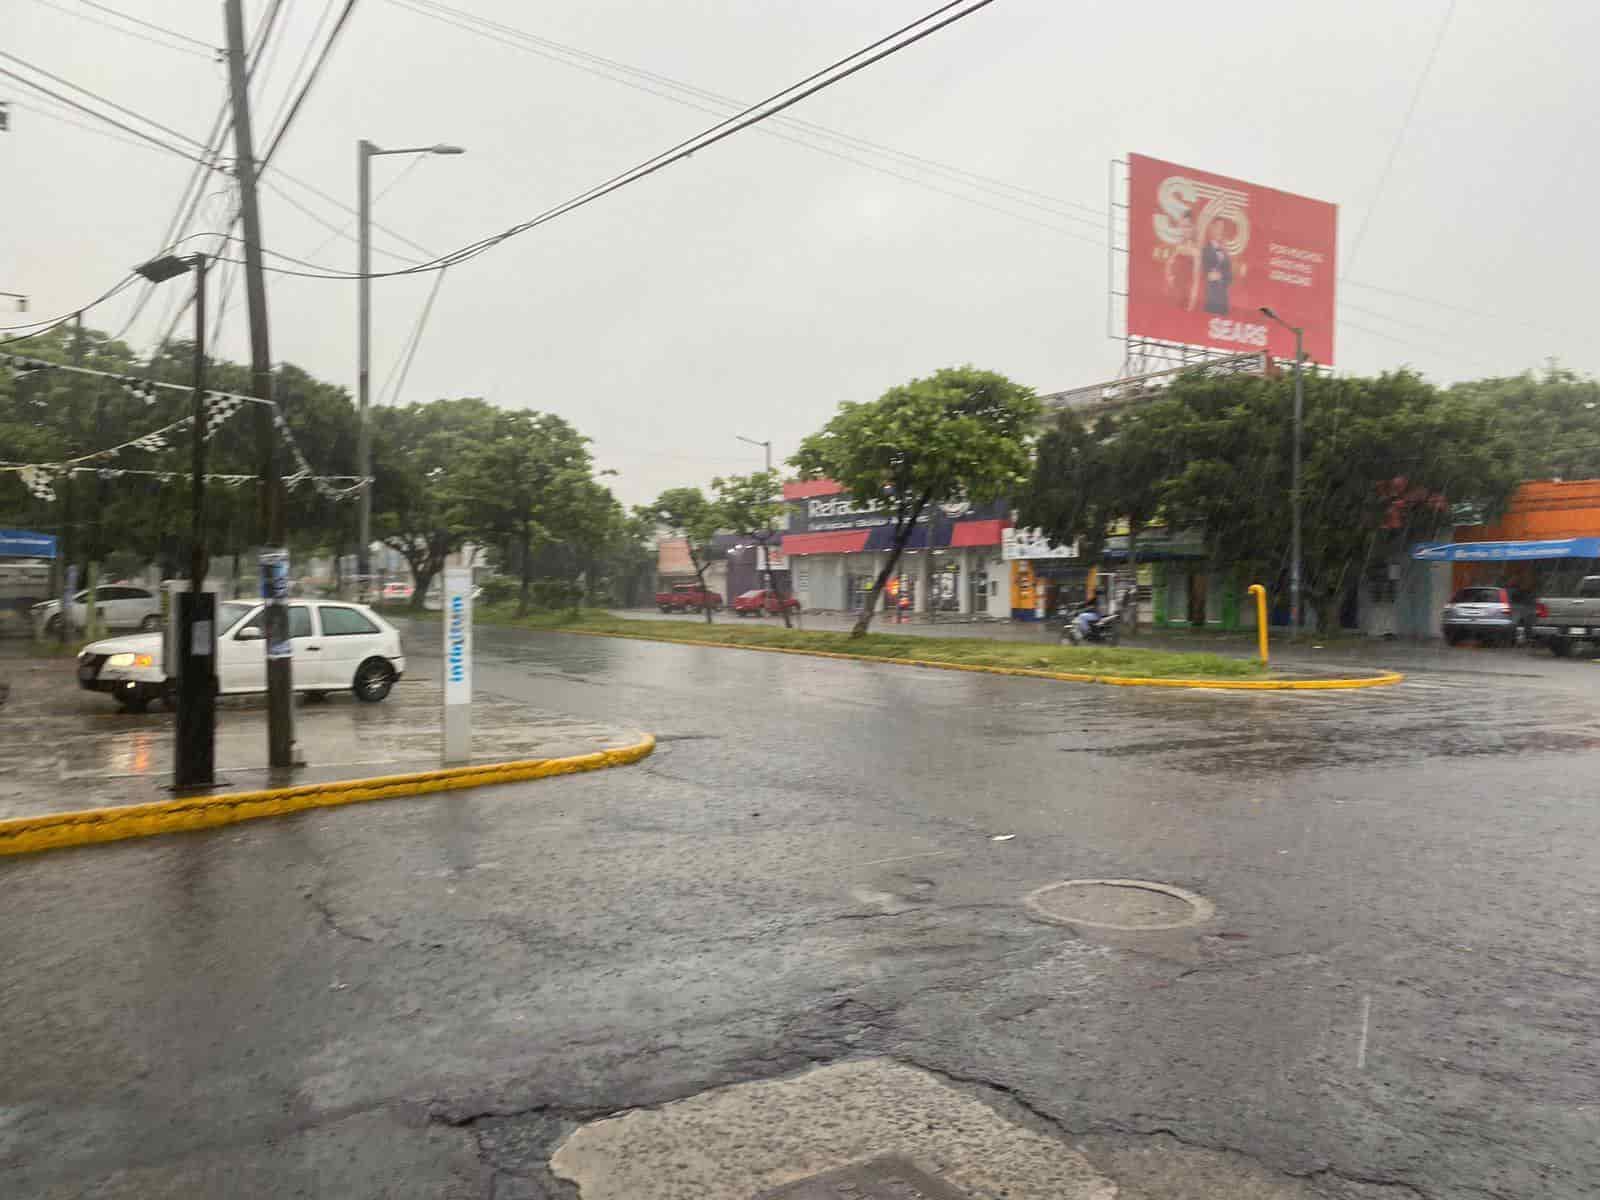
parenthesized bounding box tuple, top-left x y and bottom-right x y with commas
(1531, 576, 1600, 657)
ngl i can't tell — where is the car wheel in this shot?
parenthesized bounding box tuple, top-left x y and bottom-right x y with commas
(1445, 630, 1461, 646)
(353, 658, 396, 702)
(140, 614, 163, 631)
(44, 613, 63, 635)
(1551, 638, 1573, 658)
(116, 689, 151, 714)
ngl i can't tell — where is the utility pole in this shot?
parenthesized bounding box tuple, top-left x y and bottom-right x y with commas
(736, 434, 791, 629)
(356, 139, 372, 591)
(225, 0, 295, 768)
(74, 311, 103, 642)
(1261, 307, 1306, 641)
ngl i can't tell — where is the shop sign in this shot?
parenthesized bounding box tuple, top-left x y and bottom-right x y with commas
(1003, 527, 1078, 560)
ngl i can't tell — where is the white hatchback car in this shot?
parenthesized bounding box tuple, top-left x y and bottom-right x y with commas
(78, 599, 406, 712)
(33, 584, 163, 636)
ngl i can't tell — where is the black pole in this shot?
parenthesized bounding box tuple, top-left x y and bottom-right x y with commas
(174, 256, 216, 791)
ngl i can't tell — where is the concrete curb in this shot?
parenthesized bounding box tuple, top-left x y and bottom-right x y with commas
(538, 626, 1405, 691)
(0, 734, 656, 858)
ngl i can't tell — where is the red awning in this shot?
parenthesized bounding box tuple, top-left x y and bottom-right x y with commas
(949, 519, 1007, 548)
(782, 530, 869, 555)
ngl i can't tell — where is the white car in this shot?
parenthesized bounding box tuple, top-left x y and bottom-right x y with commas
(33, 585, 163, 636)
(77, 599, 406, 712)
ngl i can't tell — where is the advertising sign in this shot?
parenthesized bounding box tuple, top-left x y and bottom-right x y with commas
(1002, 527, 1078, 561)
(442, 566, 473, 764)
(0, 528, 57, 558)
(258, 547, 291, 659)
(1126, 153, 1337, 364)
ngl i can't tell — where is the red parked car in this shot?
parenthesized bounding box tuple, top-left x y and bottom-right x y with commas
(733, 589, 801, 617)
(655, 584, 723, 613)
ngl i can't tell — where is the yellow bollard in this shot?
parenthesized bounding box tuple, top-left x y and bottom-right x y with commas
(1247, 584, 1269, 665)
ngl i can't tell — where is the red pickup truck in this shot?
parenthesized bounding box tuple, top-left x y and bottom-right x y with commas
(655, 583, 723, 613)
(733, 589, 801, 617)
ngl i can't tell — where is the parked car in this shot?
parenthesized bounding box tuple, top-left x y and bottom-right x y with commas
(32, 585, 163, 637)
(1532, 575, 1600, 656)
(733, 589, 802, 617)
(380, 580, 414, 603)
(76, 600, 405, 711)
(655, 583, 723, 613)
(1442, 585, 1534, 646)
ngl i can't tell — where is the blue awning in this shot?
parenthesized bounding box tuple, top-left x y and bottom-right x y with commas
(1411, 537, 1600, 562)
(0, 528, 57, 558)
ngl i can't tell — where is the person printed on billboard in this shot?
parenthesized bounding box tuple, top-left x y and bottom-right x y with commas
(1202, 217, 1233, 314)
(1163, 206, 1199, 308)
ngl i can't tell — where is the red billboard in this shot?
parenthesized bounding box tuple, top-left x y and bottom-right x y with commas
(1126, 153, 1337, 364)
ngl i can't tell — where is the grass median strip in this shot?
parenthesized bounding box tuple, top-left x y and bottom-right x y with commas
(481, 609, 1272, 681)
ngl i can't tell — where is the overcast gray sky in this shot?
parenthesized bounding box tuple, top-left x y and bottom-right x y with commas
(7, 0, 1598, 505)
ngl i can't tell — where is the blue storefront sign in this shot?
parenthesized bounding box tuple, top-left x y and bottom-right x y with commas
(0, 529, 58, 558)
(1411, 537, 1600, 562)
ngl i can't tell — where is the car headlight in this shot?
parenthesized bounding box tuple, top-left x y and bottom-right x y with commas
(106, 653, 154, 668)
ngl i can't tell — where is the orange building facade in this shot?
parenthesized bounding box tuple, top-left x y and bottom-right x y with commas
(1450, 480, 1600, 591)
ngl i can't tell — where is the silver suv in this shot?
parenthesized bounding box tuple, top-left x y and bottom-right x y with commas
(1442, 585, 1534, 647)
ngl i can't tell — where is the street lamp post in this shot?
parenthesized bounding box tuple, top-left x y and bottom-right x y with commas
(357, 140, 464, 594)
(135, 252, 215, 789)
(735, 434, 792, 628)
(1261, 306, 1305, 640)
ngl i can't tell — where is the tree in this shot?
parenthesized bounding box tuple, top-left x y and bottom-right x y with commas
(450, 410, 592, 616)
(370, 397, 496, 609)
(1021, 369, 1521, 635)
(793, 365, 1039, 636)
(644, 486, 722, 624)
(712, 469, 791, 627)
(1448, 366, 1600, 480)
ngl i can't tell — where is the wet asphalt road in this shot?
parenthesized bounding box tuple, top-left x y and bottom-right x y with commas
(2, 625, 1598, 1198)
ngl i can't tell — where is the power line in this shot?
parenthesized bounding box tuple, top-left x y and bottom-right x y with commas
(0, 275, 141, 343)
(260, 0, 358, 170)
(259, 176, 427, 265)
(0, 67, 219, 171)
(378, 269, 447, 406)
(23, 0, 215, 60)
(1344, 0, 1457, 271)
(388, 0, 1105, 230)
(78, 0, 220, 54)
(216, 0, 1005, 282)
(8, 96, 177, 157)
(0, 50, 211, 151)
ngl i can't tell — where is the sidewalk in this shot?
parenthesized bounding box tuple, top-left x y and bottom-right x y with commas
(611, 607, 1567, 679)
(0, 647, 646, 823)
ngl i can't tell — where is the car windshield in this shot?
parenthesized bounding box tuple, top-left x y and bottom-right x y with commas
(216, 601, 255, 632)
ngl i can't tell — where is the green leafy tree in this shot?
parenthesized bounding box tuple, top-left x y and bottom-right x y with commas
(1448, 366, 1600, 480)
(712, 469, 790, 627)
(1023, 369, 1521, 634)
(794, 365, 1039, 636)
(450, 409, 591, 615)
(644, 486, 723, 624)
(370, 397, 496, 609)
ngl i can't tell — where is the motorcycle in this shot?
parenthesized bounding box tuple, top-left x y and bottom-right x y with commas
(1060, 606, 1119, 646)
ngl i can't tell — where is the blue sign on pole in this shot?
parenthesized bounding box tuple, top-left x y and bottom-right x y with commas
(0, 529, 58, 558)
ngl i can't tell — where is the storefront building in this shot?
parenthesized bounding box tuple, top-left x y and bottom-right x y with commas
(1403, 480, 1600, 635)
(780, 480, 1011, 618)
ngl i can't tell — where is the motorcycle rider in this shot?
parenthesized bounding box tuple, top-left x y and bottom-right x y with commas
(1074, 590, 1103, 642)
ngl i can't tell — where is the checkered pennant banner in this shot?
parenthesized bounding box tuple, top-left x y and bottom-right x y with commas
(203, 391, 249, 439)
(119, 375, 161, 404)
(19, 465, 60, 501)
(0, 354, 52, 381)
(128, 430, 171, 452)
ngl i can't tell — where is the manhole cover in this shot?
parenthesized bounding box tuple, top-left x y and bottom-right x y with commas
(1024, 878, 1214, 931)
(757, 1155, 974, 1199)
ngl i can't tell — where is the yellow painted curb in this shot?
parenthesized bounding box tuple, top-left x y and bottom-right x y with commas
(541, 626, 1405, 692)
(0, 734, 655, 859)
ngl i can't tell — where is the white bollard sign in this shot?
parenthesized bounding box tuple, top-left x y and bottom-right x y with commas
(442, 567, 472, 764)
